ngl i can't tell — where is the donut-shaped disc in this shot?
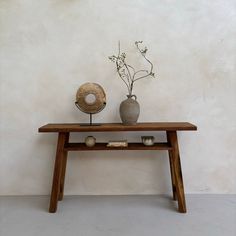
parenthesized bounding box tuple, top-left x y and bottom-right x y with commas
(75, 83, 106, 114)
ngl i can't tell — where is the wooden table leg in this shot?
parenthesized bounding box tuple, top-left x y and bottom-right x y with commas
(167, 133, 177, 201)
(58, 133, 69, 201)
(167, 131, 187, 213)
(49, 132, 68, 213)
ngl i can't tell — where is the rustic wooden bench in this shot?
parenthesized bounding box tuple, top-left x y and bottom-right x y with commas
(38, 122, 197, 213)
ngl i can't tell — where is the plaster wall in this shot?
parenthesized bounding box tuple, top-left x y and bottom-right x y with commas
(0, 0, 235, 195)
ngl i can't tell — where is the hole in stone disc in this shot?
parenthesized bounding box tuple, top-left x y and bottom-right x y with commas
(85, 94, 96, 105)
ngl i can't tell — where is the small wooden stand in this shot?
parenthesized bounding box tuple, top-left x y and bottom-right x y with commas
(38, 122, 197, 213)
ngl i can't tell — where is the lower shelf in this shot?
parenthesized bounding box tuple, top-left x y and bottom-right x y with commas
(64, 142, 172, 151)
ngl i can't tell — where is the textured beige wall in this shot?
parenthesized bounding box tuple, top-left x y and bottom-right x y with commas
(0, 0, 235, 195)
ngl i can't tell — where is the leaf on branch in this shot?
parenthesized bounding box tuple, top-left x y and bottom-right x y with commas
(141, 47, 148, 54)
(117, 59, 124, 68)
(150, 72, 155, 77)
(121, 52, 126, 58)
(108, 55, 117, 62)
(135, 41, 143, 45)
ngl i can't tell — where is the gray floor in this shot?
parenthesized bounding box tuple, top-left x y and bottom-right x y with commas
(0, 195, 235, 236)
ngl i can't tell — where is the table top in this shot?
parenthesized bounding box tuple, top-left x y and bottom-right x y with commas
(38, 122, 197, 132)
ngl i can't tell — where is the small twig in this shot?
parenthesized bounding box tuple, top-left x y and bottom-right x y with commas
(127, 64, 135, 74)
(116, 63, 130, 94)
(133, 70, 149, 79)
(116, 41, 131, 94)
(124, 63, 132, 90)
(134, 42, 154, 81)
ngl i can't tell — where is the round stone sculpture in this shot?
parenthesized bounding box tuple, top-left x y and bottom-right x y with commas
(75, 83, 106, 114)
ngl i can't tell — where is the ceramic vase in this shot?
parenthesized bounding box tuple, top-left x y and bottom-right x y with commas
(119, 95, 140, 125)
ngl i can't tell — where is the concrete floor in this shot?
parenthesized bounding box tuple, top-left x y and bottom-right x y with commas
(0, 195, 235, 236)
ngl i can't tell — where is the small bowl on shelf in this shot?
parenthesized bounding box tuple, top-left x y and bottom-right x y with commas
(141, 136, 155, 146)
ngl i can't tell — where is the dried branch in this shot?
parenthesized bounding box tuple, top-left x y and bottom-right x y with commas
(109, 41, 156, 96)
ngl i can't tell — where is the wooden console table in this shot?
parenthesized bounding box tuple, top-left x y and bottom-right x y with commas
(38, 122, 197, 213)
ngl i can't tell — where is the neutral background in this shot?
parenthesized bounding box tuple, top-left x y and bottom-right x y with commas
(0, 0, 235, 195)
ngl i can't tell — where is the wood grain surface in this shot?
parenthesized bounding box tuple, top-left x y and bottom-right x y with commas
(39, 122, 197, 132)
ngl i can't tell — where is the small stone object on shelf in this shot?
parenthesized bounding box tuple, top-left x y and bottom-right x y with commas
(107, 140, 128, 147)
(85, 136, 96, 147)
(141, 136, 155, 146)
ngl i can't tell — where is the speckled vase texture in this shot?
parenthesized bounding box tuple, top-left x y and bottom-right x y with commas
(119, 95, 140, 125)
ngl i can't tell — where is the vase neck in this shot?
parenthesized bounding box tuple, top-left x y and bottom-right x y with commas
(127, 94, 137, 100)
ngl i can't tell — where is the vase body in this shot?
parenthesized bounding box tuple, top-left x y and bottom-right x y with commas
(119, 95, 140, 125)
